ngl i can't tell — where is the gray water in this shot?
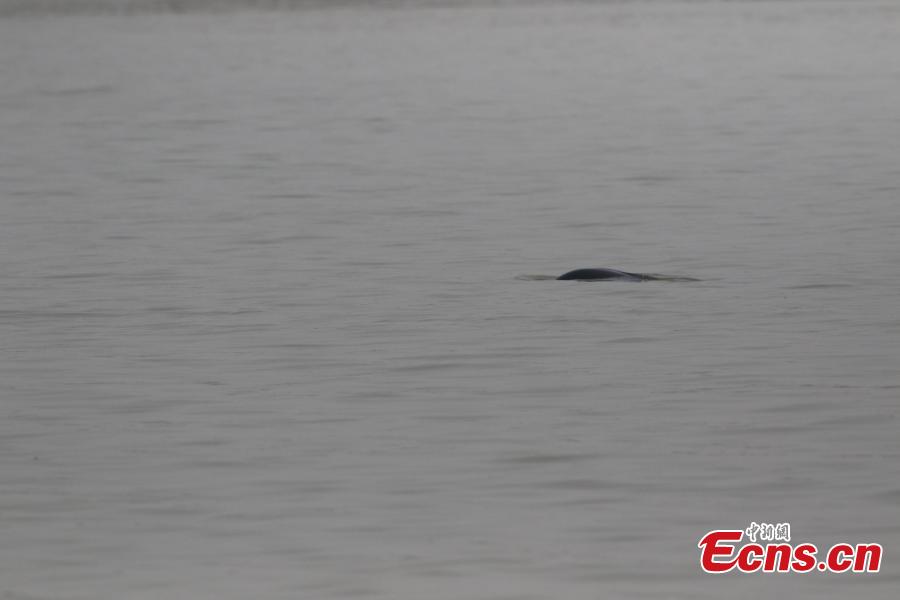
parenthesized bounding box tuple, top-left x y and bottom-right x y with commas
(1, 1, 899, 598)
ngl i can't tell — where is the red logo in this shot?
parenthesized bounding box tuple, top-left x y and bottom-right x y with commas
(698, 524, 882, 574)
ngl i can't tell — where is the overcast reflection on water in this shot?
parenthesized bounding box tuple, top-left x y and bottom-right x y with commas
(1, 1, 899, 598)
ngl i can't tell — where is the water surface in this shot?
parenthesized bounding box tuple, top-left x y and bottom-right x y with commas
(1, 1, 899, 598)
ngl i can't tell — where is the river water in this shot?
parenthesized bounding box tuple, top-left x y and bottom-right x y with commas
(1, 1, 899, 598)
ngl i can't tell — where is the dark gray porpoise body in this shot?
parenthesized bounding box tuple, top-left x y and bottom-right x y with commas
(557, 268, 650, 281)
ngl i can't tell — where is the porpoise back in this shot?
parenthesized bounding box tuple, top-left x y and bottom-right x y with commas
(557, 268, 648, 281)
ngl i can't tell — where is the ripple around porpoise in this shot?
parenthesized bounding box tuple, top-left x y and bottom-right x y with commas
(515, 274, 558, 281)
(516, 273, 700, 282)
